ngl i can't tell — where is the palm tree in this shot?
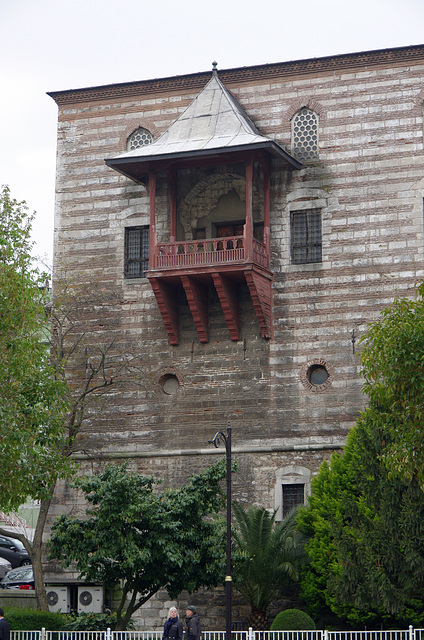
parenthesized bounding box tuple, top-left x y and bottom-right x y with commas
(232, 502, 305, 630)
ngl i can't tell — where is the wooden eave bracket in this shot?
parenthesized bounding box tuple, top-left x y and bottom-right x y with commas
(149, 279, 179, 345)
(212, 272, 240, 341)
(181, 275, 209, 343)
(244, 271, 273, 340)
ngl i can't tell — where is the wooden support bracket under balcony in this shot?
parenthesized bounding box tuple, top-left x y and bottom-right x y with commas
(244, 270, 273, 340)
(149, 279, 180, 345)
(181, 275, 209, 343)
(212, 272, 240, 341)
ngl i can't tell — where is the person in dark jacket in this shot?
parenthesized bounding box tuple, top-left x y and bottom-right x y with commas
(163, 607, 183, 640)
(185, 605, 201, 640)
(0, 608, 10, 640)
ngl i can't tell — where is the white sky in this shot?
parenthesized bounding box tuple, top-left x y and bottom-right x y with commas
(1, 0, 424, 267)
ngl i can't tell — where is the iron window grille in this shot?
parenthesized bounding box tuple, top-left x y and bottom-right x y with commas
(292, 108, 319, 161)
(127, 127, 153, 151)
(282, 483, 305, 518)
(124, 226, 149, 278)
(291, 209, 322, 264)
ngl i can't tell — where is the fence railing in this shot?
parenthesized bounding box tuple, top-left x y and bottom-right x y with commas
(10, 627, 421, 640)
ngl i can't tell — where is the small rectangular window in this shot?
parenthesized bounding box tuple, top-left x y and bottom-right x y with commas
(124, 226, 149, 278)
(291, 209, 322, 264)
(282, 483, 304, 517)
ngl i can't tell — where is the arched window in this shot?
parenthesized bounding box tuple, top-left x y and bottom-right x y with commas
(274, 465, 311, 521)
(127, 127, 153, 151)
(291, 108, 319, 161)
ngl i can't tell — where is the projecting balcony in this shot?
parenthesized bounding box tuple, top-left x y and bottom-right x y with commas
(147, 232, 273, 346)
(152, 235, 269, 272)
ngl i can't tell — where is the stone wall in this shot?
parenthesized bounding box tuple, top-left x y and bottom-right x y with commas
(48, 45, 424, 628)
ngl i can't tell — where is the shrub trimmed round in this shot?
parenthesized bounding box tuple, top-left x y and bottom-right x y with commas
(271, 609, 316, 631)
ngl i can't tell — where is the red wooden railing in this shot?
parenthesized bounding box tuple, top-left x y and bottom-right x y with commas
(154, 237, 268, 269)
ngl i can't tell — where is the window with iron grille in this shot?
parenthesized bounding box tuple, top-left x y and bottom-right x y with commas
(291, 209, 322, 264)
(282, 484, 305, 518)
(292, 108, 319, 161)
(124, 226, 149, 278)
(127, 127, 153, 151)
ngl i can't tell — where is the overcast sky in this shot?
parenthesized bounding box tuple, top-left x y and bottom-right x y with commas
(2, 0, 424, 267)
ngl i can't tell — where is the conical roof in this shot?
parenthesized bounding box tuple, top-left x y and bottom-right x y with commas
(106, 67, 301, 181)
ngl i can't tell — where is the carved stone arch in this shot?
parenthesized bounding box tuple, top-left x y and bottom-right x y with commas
(274, 464, 312, 521)
(178, 172, 263, 238)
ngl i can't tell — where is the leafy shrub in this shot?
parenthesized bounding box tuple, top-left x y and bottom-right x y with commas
(5, 607, 66, 630)
(271, 609, 316, 631)
(62, 612, 130, 631)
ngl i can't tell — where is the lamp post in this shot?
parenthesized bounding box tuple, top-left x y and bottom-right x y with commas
(208, 424, 232, 640)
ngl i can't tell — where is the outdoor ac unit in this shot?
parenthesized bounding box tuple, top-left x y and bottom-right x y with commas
(46, 586, 71, 613)
(77, 585, 104, 613)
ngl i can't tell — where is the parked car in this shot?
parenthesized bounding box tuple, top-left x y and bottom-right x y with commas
(0, 535, 31, 568)
(0, 558, 12, 579)
(0, 565, 34, 589)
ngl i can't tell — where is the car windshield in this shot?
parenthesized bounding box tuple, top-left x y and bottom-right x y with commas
(3, 567, 33, 582)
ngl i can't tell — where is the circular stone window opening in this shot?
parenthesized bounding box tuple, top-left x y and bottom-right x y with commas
(161, 374, 180, 395)
(308, 364, 328, 387)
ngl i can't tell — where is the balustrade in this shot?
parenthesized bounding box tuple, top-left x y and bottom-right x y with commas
(154, 237, 268, 270)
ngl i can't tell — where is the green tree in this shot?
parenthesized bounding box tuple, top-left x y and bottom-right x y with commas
(298, 419, 424, 627)
(297, 284, 424, 627)
(360, 281, 424, 487)
(0, 185, 71, 609)
(49, 461, 230, 630)
(0, 185, 69, 511)
(232, 502, 305, 630)
(0, 186, 146, 611)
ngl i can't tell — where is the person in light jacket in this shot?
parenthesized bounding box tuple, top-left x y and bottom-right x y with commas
(185, 605, 201, 640)
(163, 607, 183, 640)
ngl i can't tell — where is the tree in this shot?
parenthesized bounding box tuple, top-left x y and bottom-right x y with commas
(359, 281, 424, 488)
(0, 185, 71, 609)
(0, 185, 69, 512)
(297, 418, 424, 627)
(49, 461, 230, 630)
(296, 283, 424, 628)
(0, 185, 147, 610)
(232, 502, 305, 630)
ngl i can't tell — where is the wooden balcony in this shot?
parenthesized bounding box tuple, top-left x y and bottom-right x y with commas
(153, 236, 269, 271)
(147, 234, 273, 346)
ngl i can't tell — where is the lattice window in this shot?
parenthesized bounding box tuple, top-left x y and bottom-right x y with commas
(127, 127, 153, 151)
(282, 484, 305, 518)
(292, 108, 319, 161)
(291, 209, 322, 264)
(124, 226, 149, 278)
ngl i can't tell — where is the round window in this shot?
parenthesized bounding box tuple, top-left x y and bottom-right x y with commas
(162, 374, 180, 395)
(308, 364, 328, 386)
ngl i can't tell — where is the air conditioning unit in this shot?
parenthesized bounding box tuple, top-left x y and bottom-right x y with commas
(46, 586, 71, 613)
(77, 585, 104, 613)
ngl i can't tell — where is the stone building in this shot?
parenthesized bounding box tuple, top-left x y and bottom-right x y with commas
(48, 43, 424, 627)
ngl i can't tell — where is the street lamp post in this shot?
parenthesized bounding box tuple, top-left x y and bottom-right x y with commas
(208, 424, 232, 640)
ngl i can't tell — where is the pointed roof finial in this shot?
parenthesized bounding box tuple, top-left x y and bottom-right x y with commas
(212, 61, 218, 76)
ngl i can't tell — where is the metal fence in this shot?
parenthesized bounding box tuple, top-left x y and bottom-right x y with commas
(9, 627, 423, 640)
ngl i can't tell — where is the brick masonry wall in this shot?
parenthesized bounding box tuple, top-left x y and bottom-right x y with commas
(49, 50, 424, 628)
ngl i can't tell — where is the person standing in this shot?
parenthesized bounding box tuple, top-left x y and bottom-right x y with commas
(163, 607, 183, 640)
(0, 608, 10, 640)
(185, 605, 201, 640)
